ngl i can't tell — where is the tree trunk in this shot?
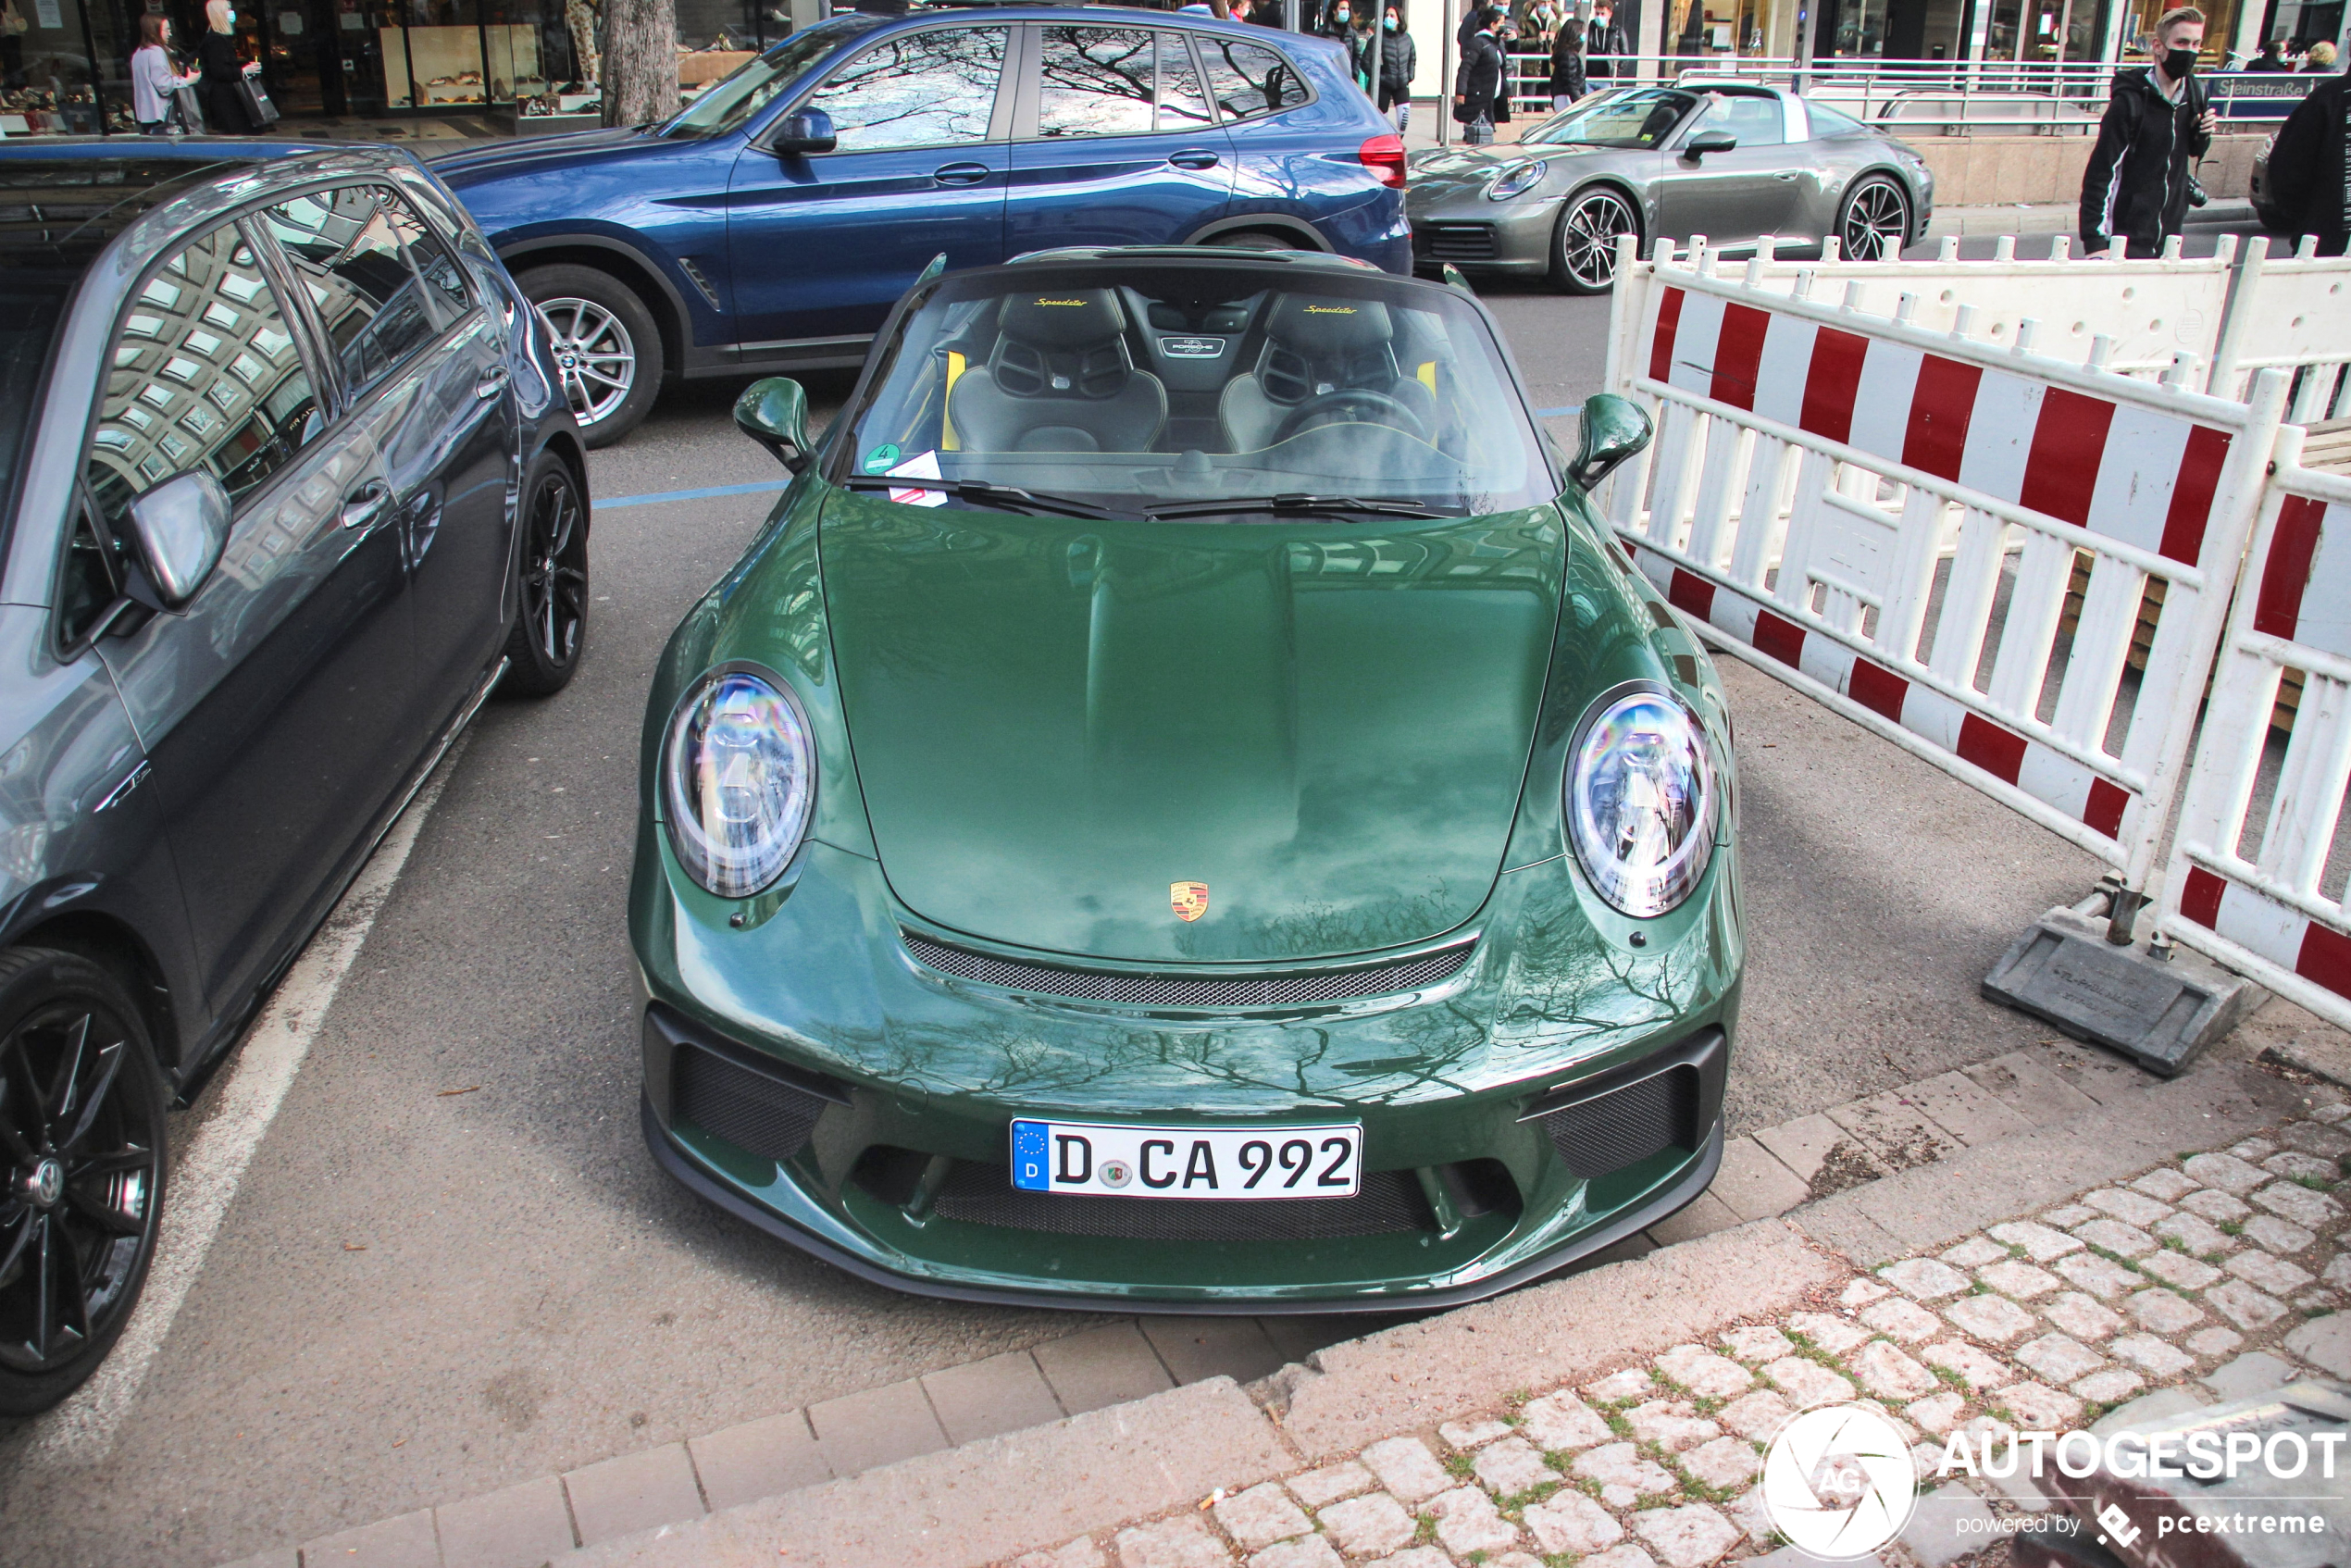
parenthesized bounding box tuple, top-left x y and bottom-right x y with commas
(603, 0, 678, 127)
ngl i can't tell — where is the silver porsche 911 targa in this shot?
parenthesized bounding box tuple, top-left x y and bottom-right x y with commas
(1407, 81, 1934, 292)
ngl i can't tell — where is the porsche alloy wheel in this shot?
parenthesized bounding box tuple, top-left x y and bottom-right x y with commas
(501, 452, 589, 697)
(1839, 177, 1910, 261)
(1551, 188, 1640, 294)
(0, 950, 166, 1416)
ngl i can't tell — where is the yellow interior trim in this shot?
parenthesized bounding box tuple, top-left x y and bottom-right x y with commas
(1416, 359, 1437, 393)
(942, 351, 967, 451)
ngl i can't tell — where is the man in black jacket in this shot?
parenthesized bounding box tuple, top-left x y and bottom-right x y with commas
(2265, 57, 2350, 255)
(2079, 6, 2218, 257)
(1586, 2, 1630, 81)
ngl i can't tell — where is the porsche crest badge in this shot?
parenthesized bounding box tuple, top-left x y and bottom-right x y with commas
(1170, 881, 1210, 922)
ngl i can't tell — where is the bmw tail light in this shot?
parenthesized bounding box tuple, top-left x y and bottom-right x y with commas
(1358, 133, 1407, 189)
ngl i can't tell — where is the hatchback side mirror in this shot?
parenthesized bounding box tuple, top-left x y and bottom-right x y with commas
(126, 469, 230, 609)
(1567, 393, 1653, 492)
(1684, 130, 1737, 158)
(736, 377, 814, 472)
(772, 108, 837, 156)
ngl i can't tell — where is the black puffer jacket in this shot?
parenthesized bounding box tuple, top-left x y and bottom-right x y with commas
(2079, 66, 2211, 257)
(2266, 68, 2351, 254)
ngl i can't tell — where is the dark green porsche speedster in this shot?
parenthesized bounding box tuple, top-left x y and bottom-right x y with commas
(631, 247, 1741, 1310)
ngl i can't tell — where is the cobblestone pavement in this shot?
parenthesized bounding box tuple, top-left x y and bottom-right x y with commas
(1002, 1094, 2351, 1568)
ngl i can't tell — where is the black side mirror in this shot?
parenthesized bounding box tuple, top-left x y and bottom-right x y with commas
(772, 108, 837, 156)
(1567, 393, 1652, 492)
(125, 469, 230, 608)
(735, 377, 814, 472)
(1684, 130, 1737, 158)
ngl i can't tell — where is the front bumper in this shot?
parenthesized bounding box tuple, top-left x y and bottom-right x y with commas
(1409, 202, 1561, 277)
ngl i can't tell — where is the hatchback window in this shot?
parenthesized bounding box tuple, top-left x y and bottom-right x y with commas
(384, 190, 474, 322)
(1523, 87, 1695, 147)
(1694, 93, 1784, 146)
(1158, 32, 1216, 131)
(805, 26, 1006, 152)
(81, 222, 322, 544)
(1037, 26, 1154, 138)
(1198, 38, 1307, 121)
(258, 184, 442, 400)
(842, 263, 1555, 518)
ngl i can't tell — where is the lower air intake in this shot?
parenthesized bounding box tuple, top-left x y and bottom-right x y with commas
(673, 1045, 828, 1164)
(903, 932, 1474, 1008)
(928, 1161, 1432, 1241)
(1536, 1064, 1699, 1180)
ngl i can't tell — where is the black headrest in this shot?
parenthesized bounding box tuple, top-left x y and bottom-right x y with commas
(999, 290, 1128, 350)
(1267, 294, 1392, 357)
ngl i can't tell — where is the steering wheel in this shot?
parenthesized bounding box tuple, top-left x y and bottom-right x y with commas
(1271, 388, 1428, 445)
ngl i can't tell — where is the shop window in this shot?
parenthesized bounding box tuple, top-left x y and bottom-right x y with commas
(802, 25, 1004, 153)
(1037, 26, 1155, 138)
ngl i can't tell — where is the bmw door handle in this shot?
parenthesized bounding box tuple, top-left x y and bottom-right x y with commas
(933, 162, 991, 187)
(340, 480, 391, 530)
(475, 365, 510, 400)
(1167, 148, 1221, 170)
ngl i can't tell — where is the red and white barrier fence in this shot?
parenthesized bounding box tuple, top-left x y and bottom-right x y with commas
(1599, 244, 2289, 892)
(2158, 433, 2351, 1019)
(2207, 238, 2351, 423)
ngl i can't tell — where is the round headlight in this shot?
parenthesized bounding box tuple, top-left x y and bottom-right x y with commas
(1488, 159, 1550, 200)
(663, 668, 815, 899)
(1566, 687, 1716, 918)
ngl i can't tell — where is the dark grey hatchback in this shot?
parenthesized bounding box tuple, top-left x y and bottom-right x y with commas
(0, 143, 587, 1412)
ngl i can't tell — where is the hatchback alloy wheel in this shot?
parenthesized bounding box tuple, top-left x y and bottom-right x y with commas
(1554, 188, 1639, 293)
(537, 295, 638, 430)
(1840, 177, 1909, 261)
(0, 953, 164, 1412)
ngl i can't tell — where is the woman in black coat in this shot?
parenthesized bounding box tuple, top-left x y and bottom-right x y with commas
(1549, 25, 1585, 108)
(198, 0, 258, 134)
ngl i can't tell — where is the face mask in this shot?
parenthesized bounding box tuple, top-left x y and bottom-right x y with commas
(1383, 16, 1396, 27)
(2163, 44, 2196, 76)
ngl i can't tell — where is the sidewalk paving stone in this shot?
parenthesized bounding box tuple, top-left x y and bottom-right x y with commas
(2225, 1249, 2317, 1295)
(1940, 1294, 2038, 1344)
(2182, 1151, 2271, 1193)
(2071, 1368, 2144, 1403)
(2153, 1212, 2236, 1257)
(922, 1350, 1065, 1447)
(1715, 1388, 1797, 1440)
(437, 1475, 576, 1568)
(1360, 1436, 1452, 1503)
(1994, 1381, 2084, 1426)
(1756, 1114, 1887, 1189)
(1143, 1318, 1287, 1389)
(1473, 1435, 1562, 1496)
(1657, 1343, 1757, 1399)
(1631, 1503, 1740, 1568)
(1922, 1340, 2012, 1392)
(1975, 1260, 2062, 1299)
(1852, 1339, 1942, 1400)
(1526, 1489, 1627, 1554)
(1903, 1483, 1998, 1568)
(2205, 1279, 2292, 1329)
(1427, 1485, 1521, 1553)
(1789, 1311, 1871, 1354)
(807, 1377, 949, 1476)
(2138, 1251, 2224, 1290)
(2180, 1188, 2254, 1223)
(2071, 1218, 2159, 1258)
(1987, 1220, 2082, 1262)
(2124, 1288, 2206, 1333)
(1117, 1517, 1233, 1568)
(2132, 1168, 2201, 1201)
(299, 1510, 440, 1568)
(1039, 1323, 1180, 1416)
(1722, 1325, 1797, 1363)
(564, 1443, 703, 1547)
(2041, 1292, 2123, 1341)
(1878, 1258, 1971, 1300)
(688, 1411, 830, 1512)
(1521, 1389, 1612, 1450)
(1681, 1434, 1762, 1490)
(1627, 1399, 1723, 1451)
(2083, 1188, 2174, 1227)
(1762, 1356, 1857, 1407)
(2262, 1151, 2339, 1181)
(2185, 1325, 2245, 1358)
(1286, 1461, 1375, 1510)
(1574, 1442, 1679, 1505)
(1860, 1296, 1944, 1342)
(1715, 1136, 1814, 1221)
(2283, 1313, 2351, 1377)
(1214, 1483, 1312, 1549)
(1317, 1491, 1417, 1557)
(1831, 1093, 1964, 1171)
(2252, 1182, 2342, 1227)
(2107, 1334, 2196, 1377)
(2241, 1214, 2317, 1254)
(1941, 1238, 2010, 1268)
(1249, 1537, 1342, 1568)
(2201, 1350, 2300, 1400)
(1905, 1391, 1967, 1435)
(2052, 1253, 2140, 1300)
(1964, 1051, 2098, 1124)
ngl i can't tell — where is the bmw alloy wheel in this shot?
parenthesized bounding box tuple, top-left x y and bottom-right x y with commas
(522, 463, 586, 671)
(1556, 188, 1639, 292)
(1840, 178, 1910, 261)
(0, 958, 162, 1409)
(537, 295, 638, 430)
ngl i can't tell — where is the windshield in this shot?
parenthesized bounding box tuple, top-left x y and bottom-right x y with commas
(657, 18, 878, 138)
(838, 262, 1558, 518)
(1522, 86, 1696, 147)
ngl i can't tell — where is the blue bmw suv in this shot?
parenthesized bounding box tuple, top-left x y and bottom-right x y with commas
(431, 5, 1411, 443)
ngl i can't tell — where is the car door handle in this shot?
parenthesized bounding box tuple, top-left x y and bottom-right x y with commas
(475, 365, 510, 400)
(1167, 148, 1221, 170)
(933, 162, 992, 187)
(340, 480, 390, 530)
(1773, 170, 1798, 180)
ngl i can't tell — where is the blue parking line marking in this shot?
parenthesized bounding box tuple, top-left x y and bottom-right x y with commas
(599, 410, 1583, 509)
(595, 479, 791, 511)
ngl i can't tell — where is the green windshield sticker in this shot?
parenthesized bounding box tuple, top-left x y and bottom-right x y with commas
(863, 443, 902, 474)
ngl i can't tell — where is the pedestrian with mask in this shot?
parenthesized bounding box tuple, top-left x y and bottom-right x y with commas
(2264, 43, 2348, 255)
(1549, 17, 1585, 107)
(2080, 6, 2216, 258)
(198, 0, 261, 134)
(2245, 34, 2290, 69)
(1586, 1, 1628, 81)
(1454, 3, 1508, 143)
(1377, 4, 1417, 132)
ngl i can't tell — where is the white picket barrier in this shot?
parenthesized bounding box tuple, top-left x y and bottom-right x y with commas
(1598, 246, 2290, 895)
(1604, 235, 2351, 404)
(2157, 431, 2351, 1025)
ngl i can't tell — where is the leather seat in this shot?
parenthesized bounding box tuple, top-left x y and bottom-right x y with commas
(947, 290, 1168, 454)
(1218, 293, 1438, 454)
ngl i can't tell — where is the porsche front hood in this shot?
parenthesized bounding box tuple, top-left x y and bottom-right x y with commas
(818, 492, 1564, 965)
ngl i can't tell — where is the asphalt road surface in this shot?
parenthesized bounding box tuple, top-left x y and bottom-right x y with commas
(0, 213, 2267, 1566)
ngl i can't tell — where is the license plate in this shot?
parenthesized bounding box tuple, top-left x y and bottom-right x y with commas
(1011, 1119, 1362, 1200)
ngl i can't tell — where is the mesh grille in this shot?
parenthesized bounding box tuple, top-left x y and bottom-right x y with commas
(1417, 224, 1499, 261)
(673, 1045, 828, 1164)
(929, 1161, 1433, 1241)
(1536, 1066, 1698, 1180)
(902, 933, 1474, 1008)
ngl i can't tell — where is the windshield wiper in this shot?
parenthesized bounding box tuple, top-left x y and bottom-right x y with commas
(1144, 493, 1449, 520)
(840, 476, 1132, 521)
